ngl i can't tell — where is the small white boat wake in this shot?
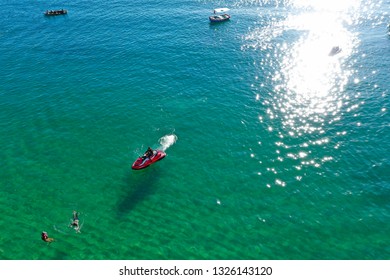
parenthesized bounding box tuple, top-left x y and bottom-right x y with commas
(158, 134, 178, 152)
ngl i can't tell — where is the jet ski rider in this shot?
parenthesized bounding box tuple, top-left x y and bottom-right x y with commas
(144, 147, 154, 158)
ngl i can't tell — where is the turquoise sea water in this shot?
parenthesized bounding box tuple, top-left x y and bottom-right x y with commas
(0, 0, 389, 259)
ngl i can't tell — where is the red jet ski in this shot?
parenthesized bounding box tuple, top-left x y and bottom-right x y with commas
(132, 149, 166, 170)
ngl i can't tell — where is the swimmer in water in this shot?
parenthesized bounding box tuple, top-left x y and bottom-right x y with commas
(70, 211, 80, 233)
(41, 231, 54, 242)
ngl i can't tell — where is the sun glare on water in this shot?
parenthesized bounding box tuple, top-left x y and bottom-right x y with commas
(291, 0, 361, 11)
(273, 0, 360, 135)
(242, 0, 365, 186)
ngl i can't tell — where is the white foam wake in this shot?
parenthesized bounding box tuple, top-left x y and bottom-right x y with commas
(159, 134, 178, 151)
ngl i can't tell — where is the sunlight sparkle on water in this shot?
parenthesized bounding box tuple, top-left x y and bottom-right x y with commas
(241, 0, 365, 186)
(291, 0, 361, 12)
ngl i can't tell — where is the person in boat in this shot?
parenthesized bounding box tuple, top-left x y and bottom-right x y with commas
(329, 46, 341, 56)
(144, 147, 154, 158)
(41, 231, 54, 242)
(70, 211, 80, 232)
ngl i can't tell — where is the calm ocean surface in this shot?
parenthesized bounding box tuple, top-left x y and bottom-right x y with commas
(0, 0, 389, 260)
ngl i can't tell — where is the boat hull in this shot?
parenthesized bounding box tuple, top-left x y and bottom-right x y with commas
(209, 14, 230, 23)
(131, 150, 166, 170)
(44, 9, 68, 16)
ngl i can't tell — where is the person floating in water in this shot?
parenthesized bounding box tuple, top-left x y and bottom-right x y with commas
(41, 231, 54, 242)
(329, 46, 342, 56)
(69, 211, 80, 233)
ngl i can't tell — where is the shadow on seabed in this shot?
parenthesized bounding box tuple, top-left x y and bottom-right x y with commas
(116, 167, 161, 217)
